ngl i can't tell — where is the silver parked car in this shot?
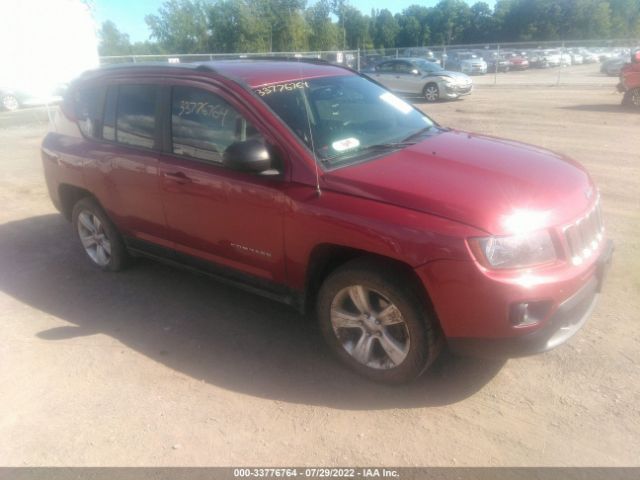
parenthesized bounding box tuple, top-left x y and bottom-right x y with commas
(366, 58, 473, 102)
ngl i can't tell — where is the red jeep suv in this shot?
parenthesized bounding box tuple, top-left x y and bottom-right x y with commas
(42, 59, 612, 383)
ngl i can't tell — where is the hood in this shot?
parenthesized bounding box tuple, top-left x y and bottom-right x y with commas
(429, 71, 471, 82)
(323, 130, 594, 235)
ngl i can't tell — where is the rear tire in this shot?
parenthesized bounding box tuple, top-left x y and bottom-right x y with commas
(1, 94, 19, 111)
(423, 83, 440, 103)
(72, 197, 128, 271)
(316, 258, 440, 383)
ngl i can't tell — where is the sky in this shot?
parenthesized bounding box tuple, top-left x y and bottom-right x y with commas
(93, 0, 495, 43)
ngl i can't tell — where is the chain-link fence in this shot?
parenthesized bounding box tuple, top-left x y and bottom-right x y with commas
(99, 39, 638, 87)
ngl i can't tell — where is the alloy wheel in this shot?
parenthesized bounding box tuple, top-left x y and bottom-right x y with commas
(330, 285, 410, 369)
(424, 86, 439, 102)
(77, 210, 112, 267)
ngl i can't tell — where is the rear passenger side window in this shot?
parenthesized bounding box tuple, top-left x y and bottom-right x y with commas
(377, 62, 395, 73)
(115, 85, 158, 149)
(171, 86, 262, 163)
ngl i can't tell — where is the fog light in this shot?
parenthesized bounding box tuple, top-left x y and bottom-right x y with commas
(510, 301, 550, 327)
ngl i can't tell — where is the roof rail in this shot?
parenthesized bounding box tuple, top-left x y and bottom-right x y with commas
(235, 55, 332, 65)
(85, 62, 217, 76)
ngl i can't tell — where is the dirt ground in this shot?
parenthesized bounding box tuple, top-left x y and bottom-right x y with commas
(1, 81, 639, 467)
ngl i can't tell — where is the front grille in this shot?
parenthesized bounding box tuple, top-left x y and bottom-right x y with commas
(563, 201, 604, 265)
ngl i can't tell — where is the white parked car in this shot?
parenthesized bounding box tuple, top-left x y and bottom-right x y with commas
(367, 58, 473, 102)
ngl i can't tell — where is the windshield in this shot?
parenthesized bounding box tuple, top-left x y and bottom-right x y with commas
(255, 74, 436, 167)
(411, 59, 444, 73)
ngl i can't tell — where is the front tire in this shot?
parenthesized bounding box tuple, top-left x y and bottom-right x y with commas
(423, 83, 440, 102)
(72, 197, 128, 271)
(316, 259, 440, 383)
(622, 88, 640, 109)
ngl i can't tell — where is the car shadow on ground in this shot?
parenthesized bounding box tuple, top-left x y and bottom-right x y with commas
(560, 104, 635, 113)
(0, 215, 505, 410)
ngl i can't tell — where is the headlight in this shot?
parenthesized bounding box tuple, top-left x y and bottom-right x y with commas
(468, 230, 557, 269)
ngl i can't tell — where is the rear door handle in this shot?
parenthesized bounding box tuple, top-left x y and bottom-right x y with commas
(163, 171, 192, 184)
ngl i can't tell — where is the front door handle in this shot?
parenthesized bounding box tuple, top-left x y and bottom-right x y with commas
(163, 171, 192, 184)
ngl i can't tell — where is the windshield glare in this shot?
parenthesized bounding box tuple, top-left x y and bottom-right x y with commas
(256, 75, 435, 166)
(412, 59, 444, 72)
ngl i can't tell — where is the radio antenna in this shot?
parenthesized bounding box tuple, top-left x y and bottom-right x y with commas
(296, 58, 322, 197)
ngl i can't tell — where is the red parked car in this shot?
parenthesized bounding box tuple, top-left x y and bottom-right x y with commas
(503, 52, 530, 70)
(619, 48, 640, 108)
(42, 60, 612, 383)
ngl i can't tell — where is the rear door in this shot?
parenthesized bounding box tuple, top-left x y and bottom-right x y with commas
(393, 60, 421, 94)
(81, 81, 169, 249)
(157, 81, 288, 287)
(371, 61, 399, 91)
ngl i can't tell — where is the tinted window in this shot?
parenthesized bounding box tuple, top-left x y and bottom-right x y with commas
(102, 85, 117, 142)
(412, 59, 444, 73)
(171, 86, 262, 163)
(377, 62, 395, 73)
(116, 85, 158, 149)
(395, 62, 413, 74)
(75, 86, 103, 139)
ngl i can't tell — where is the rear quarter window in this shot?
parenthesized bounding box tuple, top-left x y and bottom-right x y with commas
(74, 85, 104, 139)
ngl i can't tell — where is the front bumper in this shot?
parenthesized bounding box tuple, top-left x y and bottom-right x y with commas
(446, 240, 613, 358)
(443, 83, 473, 98)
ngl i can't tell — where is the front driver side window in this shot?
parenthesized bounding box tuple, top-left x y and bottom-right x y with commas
(377, 62, 395, 73)
(394, 62, 413, 74)
(171, 86, 262, 164)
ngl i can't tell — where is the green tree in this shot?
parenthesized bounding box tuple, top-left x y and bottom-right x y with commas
(427, 0, 471, 45)
(255, 0, 309, 52)
(464, 2, 497, 43)
(145, 0, 210, 53)
(209, 0, 269, 53)
(98, 20, 132, 56)
(609, 0, 640, 38)
(343, 5, 372, 49)
(402, 5, 431, 46)
(373, 9, 399, 48)
(306, 0, 339, 50)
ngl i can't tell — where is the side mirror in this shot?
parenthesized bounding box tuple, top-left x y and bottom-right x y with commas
(411, 69, 420, 75)
(222, 139, 274, 174)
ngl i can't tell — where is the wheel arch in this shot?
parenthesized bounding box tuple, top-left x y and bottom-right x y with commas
(58, 184, 96, 221)
(303, 244, 440, 329)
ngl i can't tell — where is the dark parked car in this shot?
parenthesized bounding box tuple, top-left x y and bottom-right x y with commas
(602, 56, 628, 76)
(42, 60, 612, 383)
(481, 51, 510, 73)
(444, 51, 487, 74)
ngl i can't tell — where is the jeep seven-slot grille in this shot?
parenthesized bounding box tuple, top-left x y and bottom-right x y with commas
(563, 201, 604, 265)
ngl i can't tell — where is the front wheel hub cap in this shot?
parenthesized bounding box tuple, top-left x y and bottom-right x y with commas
(330, 285, 410, 369)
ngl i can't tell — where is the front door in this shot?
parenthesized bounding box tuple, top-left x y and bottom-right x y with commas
(158, 83, 288, 288)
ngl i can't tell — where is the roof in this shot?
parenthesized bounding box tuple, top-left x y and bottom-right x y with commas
(85, 59, 355, 89)
(206, 59, 354, 88)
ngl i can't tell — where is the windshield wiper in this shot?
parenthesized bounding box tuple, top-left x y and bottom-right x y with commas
(321, 142, 416, 163)
(402, 125, 436, 142)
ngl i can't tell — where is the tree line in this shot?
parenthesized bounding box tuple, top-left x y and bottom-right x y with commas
(98, 0, 640, 56)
